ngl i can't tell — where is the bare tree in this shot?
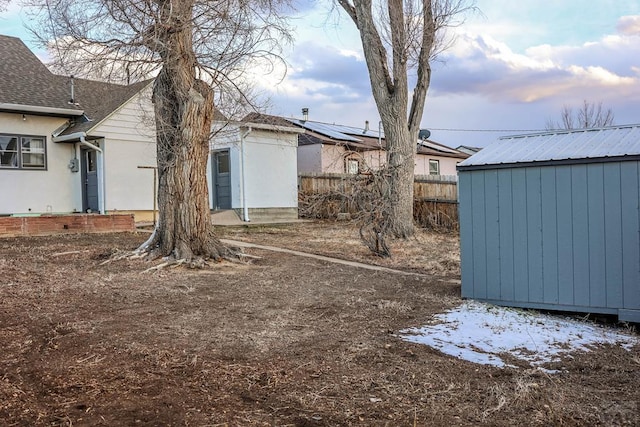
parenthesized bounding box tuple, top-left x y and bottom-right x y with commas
(336, 0, 475, 238)
(0, 0, 9, 11)
(546, 100, 615, 130)
(24, 0, 293, 263)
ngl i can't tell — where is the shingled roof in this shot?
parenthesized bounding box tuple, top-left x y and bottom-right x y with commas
(0, 35, 81, 112)
(0, 34, 151, 134)
(59, 78, 151, 135)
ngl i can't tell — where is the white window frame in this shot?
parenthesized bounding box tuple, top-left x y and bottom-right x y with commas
(345, 158, 359, 174)
(0, 134, 47, 170)
(429, 159, 440, 175)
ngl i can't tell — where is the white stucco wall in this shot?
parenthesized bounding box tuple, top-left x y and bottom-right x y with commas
(210, 124, 299, 210)
(0, 112, 80, 215)
(243, 129, 298, 208)
(89, 89, 157, 212)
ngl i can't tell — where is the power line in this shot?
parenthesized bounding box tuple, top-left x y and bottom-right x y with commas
(428, 127, 549, 133)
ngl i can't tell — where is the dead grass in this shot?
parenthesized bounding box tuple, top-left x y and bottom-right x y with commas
(218, 220, 462, 278)
(0, 224, 638, 426)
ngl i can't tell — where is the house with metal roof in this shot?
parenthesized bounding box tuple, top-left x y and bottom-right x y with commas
(457, 125, 640, 322)
(244, 111, 469, 177)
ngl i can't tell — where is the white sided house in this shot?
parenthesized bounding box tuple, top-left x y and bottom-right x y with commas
(1, 35, 302, 225)
(0, 35, 157, 221)
(208, 121, 303, 222)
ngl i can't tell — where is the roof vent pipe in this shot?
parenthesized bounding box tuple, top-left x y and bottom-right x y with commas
(69, 75, 75, 104)
(302, 107, 309, 121)
(363, 120, 370, 133)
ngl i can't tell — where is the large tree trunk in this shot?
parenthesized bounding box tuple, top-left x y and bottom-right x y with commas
(339, 0, 421, 238)
(384, 121, 416, 238)
(139, 0, 229, 262)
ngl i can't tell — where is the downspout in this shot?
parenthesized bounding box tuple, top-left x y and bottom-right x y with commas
(78, 136, 105, 215)
(53, 132, 106, 215)
(240, 126, 252, 222)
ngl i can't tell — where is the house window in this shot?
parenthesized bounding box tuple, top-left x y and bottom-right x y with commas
(345, 158, 359, 174)
(86, 150, 97, 172)
(429, 159, 439, 175)
(0, 134, 46, 169)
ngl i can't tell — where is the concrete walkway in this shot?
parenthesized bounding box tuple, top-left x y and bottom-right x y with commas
(211, 210, 309, 226)
(220, 239, 430, 278)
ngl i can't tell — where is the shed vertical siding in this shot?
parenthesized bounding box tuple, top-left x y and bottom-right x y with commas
(497, 169, 515, 301)
(620, 162, 640, 310)
(525, 168, 543, 303)
(459, 159, 640, 321)
(603, 163, 623, 308)
(470, 172, 487, 299)
(484, 170, 501, 300)
(571, 164, 590, 307)
(587, 164, 606, 306)
(511, 169, 529, 302)
(459, 172, 474, 299)
(555, 166, 574, 306)
(540, 167, 558, 304)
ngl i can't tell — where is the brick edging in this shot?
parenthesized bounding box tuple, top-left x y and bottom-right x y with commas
(0, 214, 135, 237)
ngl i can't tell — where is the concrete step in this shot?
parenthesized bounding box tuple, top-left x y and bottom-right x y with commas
(211, 210, 243, 225)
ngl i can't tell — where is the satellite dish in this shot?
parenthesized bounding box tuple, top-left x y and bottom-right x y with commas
(419, 129, 431, 140)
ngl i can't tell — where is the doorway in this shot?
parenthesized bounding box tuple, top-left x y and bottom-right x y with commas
(81, 148, 99, 213)
(211, 150, 231, 210)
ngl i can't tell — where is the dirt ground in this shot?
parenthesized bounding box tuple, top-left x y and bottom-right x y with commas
(1, 221, 638, 426)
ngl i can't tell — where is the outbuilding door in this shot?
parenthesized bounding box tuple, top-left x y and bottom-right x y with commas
(81, 148, 99, 213)
(211, 150, 231, 210)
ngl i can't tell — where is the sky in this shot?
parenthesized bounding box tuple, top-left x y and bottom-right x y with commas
(2, 0, 640, 148)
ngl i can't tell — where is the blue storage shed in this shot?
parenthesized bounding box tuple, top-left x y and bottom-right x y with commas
(457, 125, 640, 322)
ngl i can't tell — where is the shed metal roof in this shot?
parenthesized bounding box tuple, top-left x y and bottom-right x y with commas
(458, 125, 640, 169)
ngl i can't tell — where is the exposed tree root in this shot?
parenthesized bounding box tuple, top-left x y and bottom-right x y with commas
(52, 250, 90, 257)
(99, 228, 245, 271)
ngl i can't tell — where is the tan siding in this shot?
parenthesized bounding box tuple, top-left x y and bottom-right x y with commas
(88, 89, 155, 143)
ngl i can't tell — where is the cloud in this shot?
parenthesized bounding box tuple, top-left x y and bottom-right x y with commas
(278, 41, 372, 103)
(617, 15, 640, 35)
(431, 31, 640, 105)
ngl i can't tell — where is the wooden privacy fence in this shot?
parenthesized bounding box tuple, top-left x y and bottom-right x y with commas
(298, 173, 459, 230)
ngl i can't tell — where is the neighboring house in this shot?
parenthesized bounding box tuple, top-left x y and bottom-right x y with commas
(244, 112, 469, 177)
(0, 34, 157, 221)
(208, 121, 304, 222)
(457, 125, 640, 322)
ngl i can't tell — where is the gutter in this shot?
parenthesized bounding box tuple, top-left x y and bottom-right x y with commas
(226, 121, 305, 135)
(53, 132, 106, 215)
(0, 103, 84, 117)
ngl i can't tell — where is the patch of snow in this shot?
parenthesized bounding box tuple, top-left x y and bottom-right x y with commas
(399, 301, 638, 371)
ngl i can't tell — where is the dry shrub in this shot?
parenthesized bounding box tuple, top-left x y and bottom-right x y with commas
(413, 200, 459, 231)
(299, 182, 460, 232)
(299, 171, 393, 257)
(298, 192, 348, 219)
